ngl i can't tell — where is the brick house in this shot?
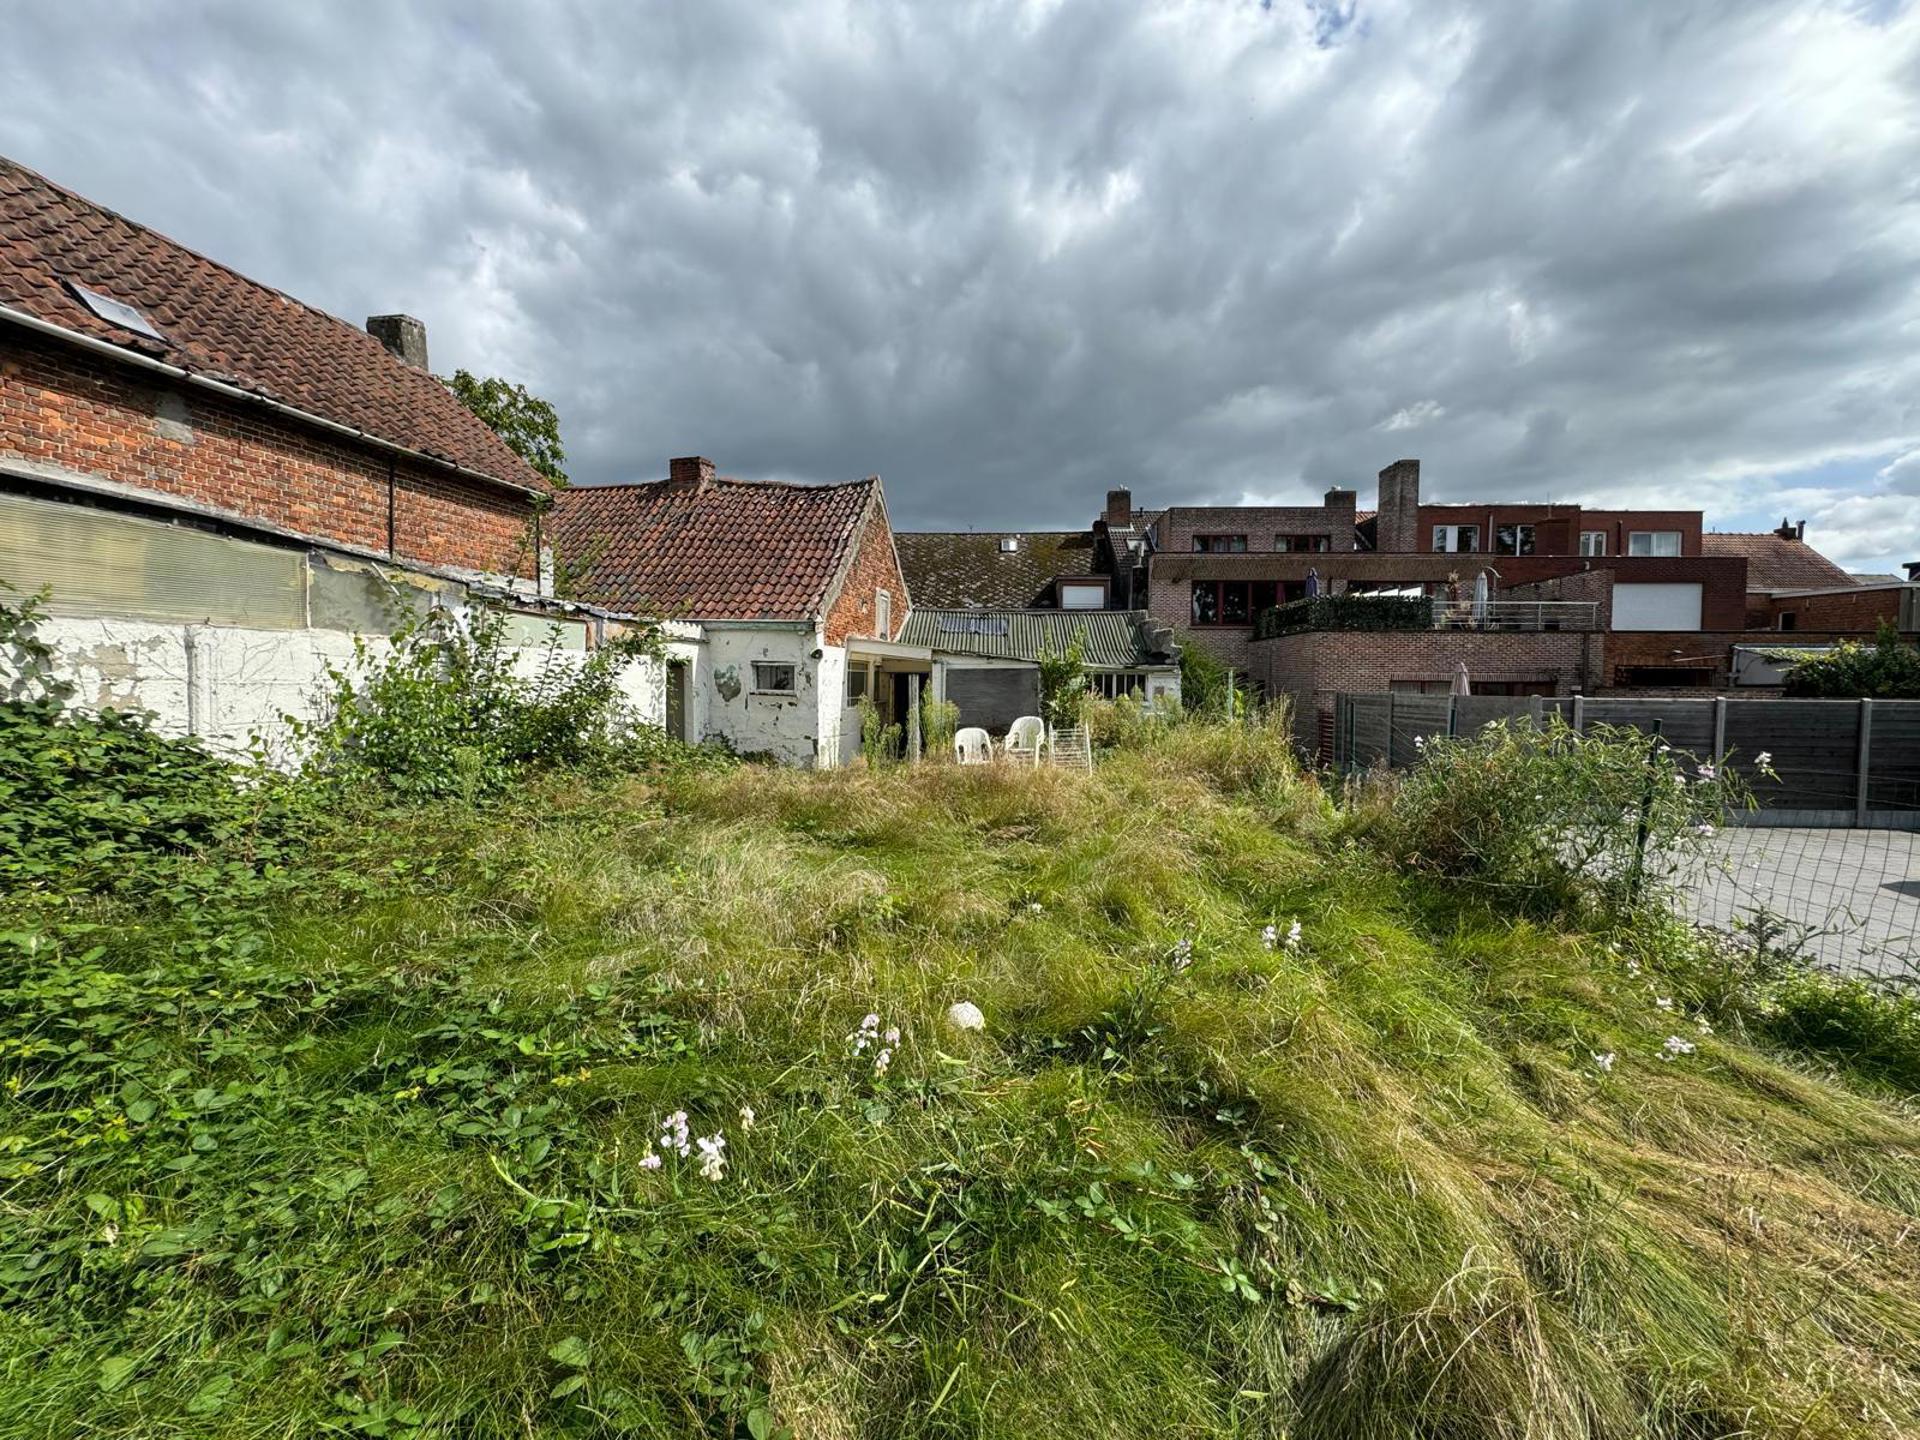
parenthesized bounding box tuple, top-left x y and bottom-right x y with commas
(0, 155, 683, 756)
(553, 458, 914, 766)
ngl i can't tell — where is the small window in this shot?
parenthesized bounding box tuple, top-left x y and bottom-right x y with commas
(847, 665, 871, 703)
(1496, 524, 1536, 556)
(999, 537, 1020, 553)
(1276, 534, 1331, 552)
(752, 662, 797, 694)
(66, 281, 166, 341)
(1777, 611, 1798, 632)
(1579, 531, 1607, 557)
(1193, 534, 1248, 553)
(1432, 524, 1479, 553)
(1628, 531, 1682, 557)
(875, 589, 892, 638)
(1059, 581, 1106, 610)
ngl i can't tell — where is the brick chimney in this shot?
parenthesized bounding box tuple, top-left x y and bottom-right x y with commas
(1104, 488, 1133, 530)
(1772, 517, 1807, 542)
(1904, 560, 1920, 581)
(1375, 459, 1420, 553)
(366, 314, 429, 370)
(668, 456, 717, 491)
(1322, 486, 1358, 551)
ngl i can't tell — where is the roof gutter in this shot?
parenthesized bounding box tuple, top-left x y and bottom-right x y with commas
(0, 301, 545, 501)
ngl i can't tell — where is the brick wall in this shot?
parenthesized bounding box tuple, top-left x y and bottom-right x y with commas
(1250, 628, 1601, 720)
(1, 330, 537, 579)
(1764, 587, 1918, 634)
(1154, 502, 1358, 554)
(824, 499, 907, 647)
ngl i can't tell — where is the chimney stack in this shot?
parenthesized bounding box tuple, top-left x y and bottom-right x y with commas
(1772, 517, 1807, 542)
(668, 456, 717, 491)
(1904, 560, 1920, 581)
(366, 314, 429, 370)
(1104, 488, 1133, 531)
(1375, 458, 1421, 553)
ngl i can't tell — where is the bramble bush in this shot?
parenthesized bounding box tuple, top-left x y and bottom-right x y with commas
(1778, 621, 1920, 698)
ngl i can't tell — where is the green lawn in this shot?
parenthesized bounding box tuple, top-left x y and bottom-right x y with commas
(3, 721, 1918, 1438)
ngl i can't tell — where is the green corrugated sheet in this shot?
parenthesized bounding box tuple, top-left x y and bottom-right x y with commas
(901, 607, 1167, 668)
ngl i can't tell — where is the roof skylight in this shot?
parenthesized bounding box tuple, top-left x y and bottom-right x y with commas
(66, 281, 165, 341)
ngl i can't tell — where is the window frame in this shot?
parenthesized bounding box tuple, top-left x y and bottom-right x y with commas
(751, 661, 798, 695)
(1432, 524, 1480, 553)
(846, 664, 870, 703)
(1189, 579, 1280, 627)
(1495, 523, 1537, 557)
(1192, 533, 1248, 554)
(1578, 531, 1608, 557)
(1275, 534, 1332, 553)
(874, 589, 892, 639)
(1058, 580, 1108, 610)
(1627, 530, 1682, 557)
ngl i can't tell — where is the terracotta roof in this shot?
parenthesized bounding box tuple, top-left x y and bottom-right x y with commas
(551, 474, 879, 620)
(895, 530, 1101, 609)
(0, 155, 543, 491)
(1703, 532, 1854, 592)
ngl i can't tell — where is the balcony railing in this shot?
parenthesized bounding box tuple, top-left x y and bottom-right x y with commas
(1430, 600, 1600, 632)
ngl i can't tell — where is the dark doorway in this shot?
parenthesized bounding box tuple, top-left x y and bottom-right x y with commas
(666, 661, 688, 741)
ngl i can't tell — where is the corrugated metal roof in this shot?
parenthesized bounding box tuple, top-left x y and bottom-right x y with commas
(901, 608, 1175, 668)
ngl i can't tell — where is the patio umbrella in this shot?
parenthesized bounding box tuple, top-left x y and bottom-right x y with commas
(1450, 661, 1471, 696)
(1305, 567, 1321, 597)
(1472, 570, 1490, 627)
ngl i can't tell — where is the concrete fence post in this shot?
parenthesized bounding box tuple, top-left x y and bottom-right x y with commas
(1572, 694, 1586, 735)
(1528, 694, 1544, 731)
(1712, 696, 1726, 768)
(1855, 698, 1873, 827)
(1385, 690, 1397, 767)
(1446, 694, 1458, 738)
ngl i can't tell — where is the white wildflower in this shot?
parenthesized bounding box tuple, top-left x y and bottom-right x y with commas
(850, 1012, 881, 1055)
(946, 1000, 986, 1032)
(738, 1104, 756, 1131)
(1695, 1017, 1714, 1036)
(1658, 1035, 1697, 1062)
(1169, 938, 1194, 973)
(1697, 763, 1717, 782)
(639, 1151, 662, 1171)
(1592, 1051, 1616, 1074)
(882, 1026, 901, 1047)
(695, 1133, 727, 1182)
(1754, 751, 1772, 769)
(659, 1110, 691, 1157)
(1285, 919, 1303, 951)
(1625, 957, 1641, 977)
(873, 1047, 893, 1078)
(1028, 902, 1043, 914)
(1695, 823, 1716, 838)
(1655, 996, 1673, 1012)
(1261, 924, 1279, 951)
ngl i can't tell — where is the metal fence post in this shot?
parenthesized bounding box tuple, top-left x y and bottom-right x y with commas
(1856, 698, 1873, 827)
(1385, 690, 1397, 767)
(1712, 696, 1726, 768)
(1447, 694, 1458, 738)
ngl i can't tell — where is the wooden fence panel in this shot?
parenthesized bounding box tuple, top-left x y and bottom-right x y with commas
(1721, 700, 1864, 811)
(1582, 699, 1717, 756)
(1865, 701, 1920, 811)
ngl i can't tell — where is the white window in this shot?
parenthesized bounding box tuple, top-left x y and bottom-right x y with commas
(1579, 531, 1607, 557)
(752, 662, 797, 694)
(875, 589, 892, 638)
(1628, 531, 1682, 557)
(1059, 582, 1106, 609)
(847, 665, 870, 703)
(1432, 524, 1479, 553)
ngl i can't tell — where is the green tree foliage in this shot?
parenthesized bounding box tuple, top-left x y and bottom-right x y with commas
(1179, 641, 1233, 716)
(444, 369, 569, 486)
(1779, 622, 1920, 698)
(1037, 626, 1089, 728)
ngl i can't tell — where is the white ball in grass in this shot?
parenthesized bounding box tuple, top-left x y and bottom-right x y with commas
(945, 1001, 986, 1032)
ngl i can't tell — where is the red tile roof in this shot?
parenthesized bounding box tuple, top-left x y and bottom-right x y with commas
(552, 474, 880, 621)
(1703, 532, 1854, 592)
(0, 155, 543, 492)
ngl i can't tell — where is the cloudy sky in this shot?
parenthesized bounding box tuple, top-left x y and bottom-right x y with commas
(4, 2, 1919, 569)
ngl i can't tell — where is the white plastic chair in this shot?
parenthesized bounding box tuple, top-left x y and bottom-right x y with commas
(1004, 715, 1046, 765)
(953, 727, 993, 765)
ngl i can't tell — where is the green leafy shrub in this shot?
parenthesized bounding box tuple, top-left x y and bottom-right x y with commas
(919, 694, 959, 759)
(1778, 622, 1920, 698)
(1355, 717, 1752, 917)
(1762, 970, 1920, 1093)
(0, 585, 298, 895)
(299, 607, 666, 799)
(857, 694, 902, 767)
(1255, 593, 1431, 638)
(1037, 626, 1090, 728)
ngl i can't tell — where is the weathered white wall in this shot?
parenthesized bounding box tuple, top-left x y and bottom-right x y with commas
(18, 614, 697, 766)
(816, 644, 850, 768)
(702, 627, 826, 767)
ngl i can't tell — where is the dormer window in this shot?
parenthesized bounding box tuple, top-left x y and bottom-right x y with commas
(999, 537, 1019, 553)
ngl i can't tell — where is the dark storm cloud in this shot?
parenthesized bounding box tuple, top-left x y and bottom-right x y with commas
(4, 1, 1919, 567)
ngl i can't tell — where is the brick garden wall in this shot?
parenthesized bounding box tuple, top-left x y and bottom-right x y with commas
(1, 330, 537, 579)
(1763, 587, 1917, 634)
(1250, 628, 1602, 721)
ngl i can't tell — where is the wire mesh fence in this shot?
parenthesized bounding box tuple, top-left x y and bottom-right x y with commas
(1330, 692, 1920, 981)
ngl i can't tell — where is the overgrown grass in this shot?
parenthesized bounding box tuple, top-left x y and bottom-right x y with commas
(3, 719, 1919, 1437)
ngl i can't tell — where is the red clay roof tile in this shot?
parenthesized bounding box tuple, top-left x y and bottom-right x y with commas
(1703, 532, 1854, 592)
(551, 475, 878, 621)
(0, 154, 543, 491)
